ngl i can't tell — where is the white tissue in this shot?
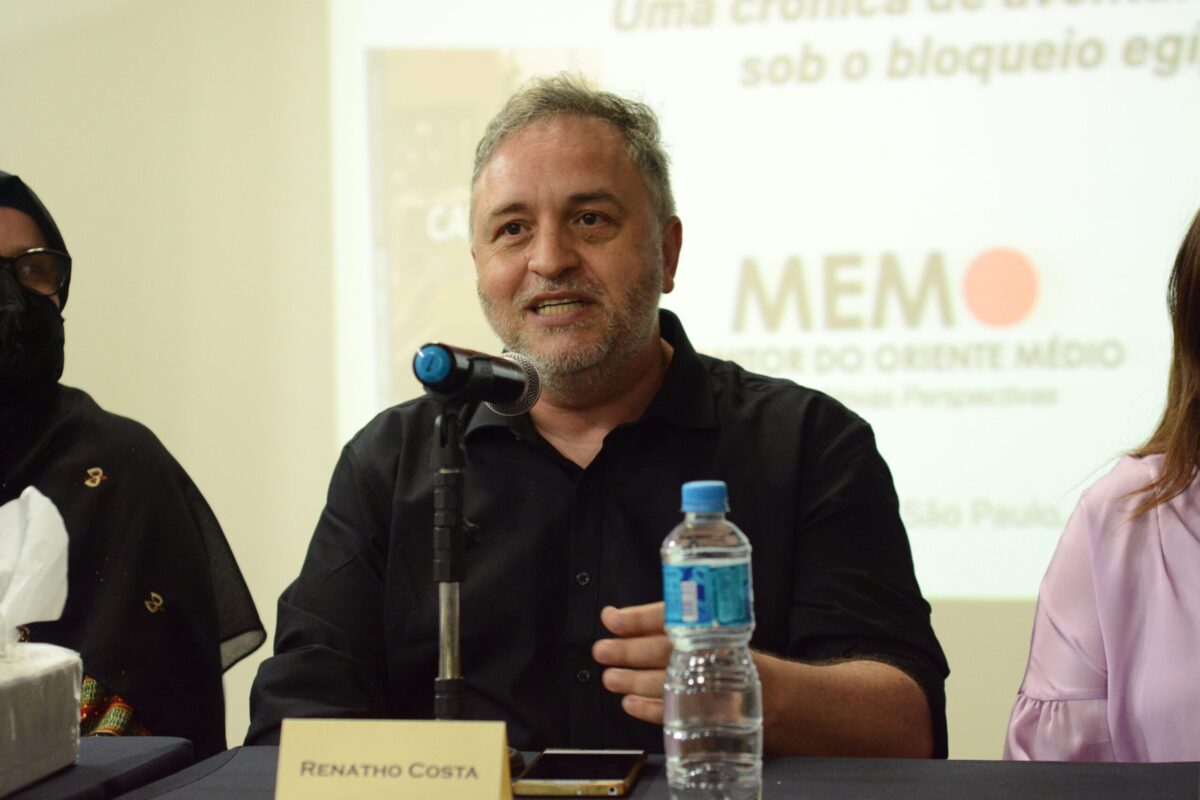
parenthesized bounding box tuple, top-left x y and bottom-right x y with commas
(0, 487, 79, 795)
(0, 487, 69, 660)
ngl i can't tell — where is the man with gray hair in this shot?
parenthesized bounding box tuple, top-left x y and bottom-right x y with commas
(248, 74, 948, 757)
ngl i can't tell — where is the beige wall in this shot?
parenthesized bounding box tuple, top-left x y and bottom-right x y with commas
(934, 599, 1035, 759)
(0, 0, 1037, 758)
(0, 0, 335, 747)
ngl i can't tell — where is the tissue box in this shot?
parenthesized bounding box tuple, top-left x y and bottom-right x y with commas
(0, 643, 81, 796)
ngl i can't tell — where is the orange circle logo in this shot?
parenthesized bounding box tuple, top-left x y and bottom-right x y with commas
(962, 248, 1038, 327)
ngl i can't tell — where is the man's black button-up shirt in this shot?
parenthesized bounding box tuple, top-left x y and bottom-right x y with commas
(247, 310, 950, 756)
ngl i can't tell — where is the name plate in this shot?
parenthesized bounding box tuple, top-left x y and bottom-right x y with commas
(275, 718, 512, 800)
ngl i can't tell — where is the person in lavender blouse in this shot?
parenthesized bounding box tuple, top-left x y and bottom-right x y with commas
(1005, 207, 1200, 762)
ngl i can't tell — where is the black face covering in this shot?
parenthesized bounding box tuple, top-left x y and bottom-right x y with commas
(0, 270, 65, 404)
(0, 171, 69, 407)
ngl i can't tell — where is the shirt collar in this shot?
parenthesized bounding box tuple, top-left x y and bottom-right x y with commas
(644, 308, 716, 429)
(465, 308, 716, 438)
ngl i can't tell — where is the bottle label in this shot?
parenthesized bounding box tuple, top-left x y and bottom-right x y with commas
(662, 561, 753, 628)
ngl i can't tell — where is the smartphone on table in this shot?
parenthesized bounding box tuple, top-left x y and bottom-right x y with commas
(511, 748, 647, 797)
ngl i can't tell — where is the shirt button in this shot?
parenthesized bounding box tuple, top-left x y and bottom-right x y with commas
(582, 480, 594, 494)
(575, 571, 591, 587)
(576, 668, 592, 684)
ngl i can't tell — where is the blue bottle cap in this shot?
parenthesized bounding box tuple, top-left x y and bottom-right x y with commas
(681, 480, 729, 513)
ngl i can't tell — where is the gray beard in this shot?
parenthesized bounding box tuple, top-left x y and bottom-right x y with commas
(533, 316, 656, 402)
(479, 264, 663, 402)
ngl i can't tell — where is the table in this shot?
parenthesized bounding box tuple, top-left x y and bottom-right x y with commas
(10, 737, 193, 800)
(116, 747, 1199, 799)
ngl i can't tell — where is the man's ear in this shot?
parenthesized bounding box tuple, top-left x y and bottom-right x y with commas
(660, 216, 682, 294)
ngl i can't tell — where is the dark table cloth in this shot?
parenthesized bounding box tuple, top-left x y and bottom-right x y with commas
(116, 746, 1199, 799)
(11, 737, 192, 800)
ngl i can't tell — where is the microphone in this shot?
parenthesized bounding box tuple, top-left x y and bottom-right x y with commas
(413, 343, 541, 416)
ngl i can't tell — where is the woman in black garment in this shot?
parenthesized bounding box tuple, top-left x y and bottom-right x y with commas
(0, 170, 264, 760)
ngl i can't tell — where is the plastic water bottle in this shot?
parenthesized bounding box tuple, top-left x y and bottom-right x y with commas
(661, 480, 762, 800)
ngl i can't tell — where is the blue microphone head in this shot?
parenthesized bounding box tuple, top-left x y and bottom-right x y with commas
(413, 344, 453, 385)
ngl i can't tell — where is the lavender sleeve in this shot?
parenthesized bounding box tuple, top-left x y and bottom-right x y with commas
(1004, 487, 1116, 761)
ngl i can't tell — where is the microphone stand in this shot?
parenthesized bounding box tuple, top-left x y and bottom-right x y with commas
(430, 399, 525, 777)
(431, 400, 472, 722)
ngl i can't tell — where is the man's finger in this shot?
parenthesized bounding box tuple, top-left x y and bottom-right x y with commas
(592, 634, 672, 667)
(600, 667, 666, 699)
(600, 602, 665, 637)
(621, 694, 664, 726)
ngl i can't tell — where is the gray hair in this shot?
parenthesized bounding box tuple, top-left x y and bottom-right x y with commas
(472, 73, 676, 223)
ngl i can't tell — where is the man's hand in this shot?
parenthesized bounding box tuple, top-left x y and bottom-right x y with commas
(592, 602, 672, 725)
(592, 601, 934, 756)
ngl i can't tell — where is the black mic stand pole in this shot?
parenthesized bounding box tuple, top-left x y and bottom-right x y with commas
(430, 400, 525, 776)
(431, 400, 471, 722)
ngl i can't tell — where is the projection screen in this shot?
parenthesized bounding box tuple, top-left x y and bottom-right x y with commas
(331, 0, 1200, 598)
